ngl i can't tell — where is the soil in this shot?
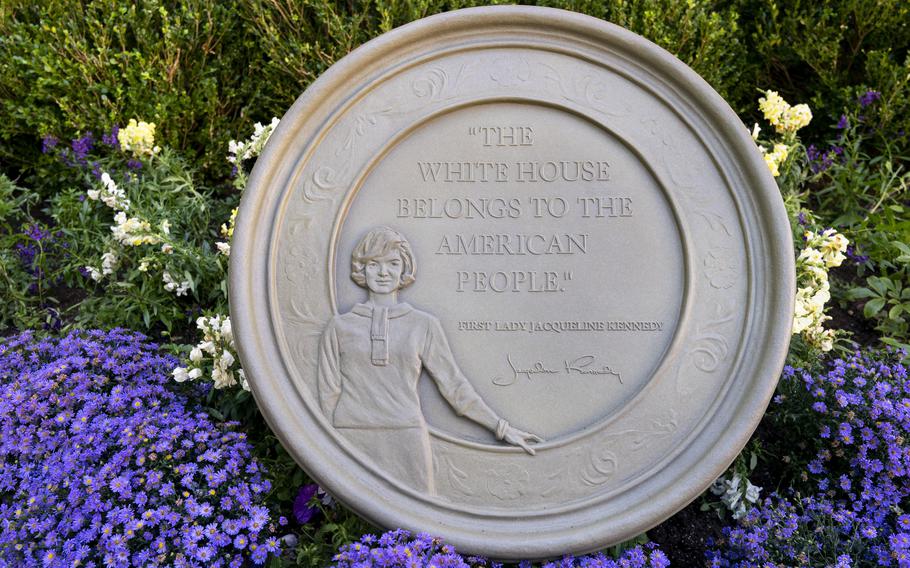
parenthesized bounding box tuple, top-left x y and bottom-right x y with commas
(649, 501, 725, 566)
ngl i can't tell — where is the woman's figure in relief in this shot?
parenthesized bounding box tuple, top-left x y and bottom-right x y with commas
(317, 226, 542, 493)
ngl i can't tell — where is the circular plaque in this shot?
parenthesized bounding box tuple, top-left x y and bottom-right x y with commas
(231, 6, 794, 558)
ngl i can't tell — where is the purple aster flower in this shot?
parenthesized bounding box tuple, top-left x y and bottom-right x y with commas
(233, 533, 248, 550)
(836, 114, 849, 130)
(331, 529, 667, 568)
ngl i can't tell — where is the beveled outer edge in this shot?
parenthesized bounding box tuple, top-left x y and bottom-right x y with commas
(230, 6, 795, 559)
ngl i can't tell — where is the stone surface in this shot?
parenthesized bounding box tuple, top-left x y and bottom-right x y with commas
(230, 6, 794, 559)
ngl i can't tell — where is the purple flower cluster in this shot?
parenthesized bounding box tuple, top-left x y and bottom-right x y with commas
(42, 134, 59, 154)
(0, 329, 281, 567)
(859, 90, 882, 108)
(42, 126, 136, 180)
(708, 350, 910, 566)
(66, 132, 95, 167)
(845, 244, 870, 265)
(332, 529, 670, 568)
(796, 352, 910, 513)
(14, 224, 67, 295)
(293, 484, 319, 524)
(102, 125, 121, 150)
(707, 492, 910, 566)
(806, 143, 844, 174)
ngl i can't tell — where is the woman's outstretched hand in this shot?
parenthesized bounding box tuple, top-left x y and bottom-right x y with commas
(502, 424, 544, 456)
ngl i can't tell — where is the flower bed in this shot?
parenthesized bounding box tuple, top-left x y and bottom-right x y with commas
(0, 330, 280, 567)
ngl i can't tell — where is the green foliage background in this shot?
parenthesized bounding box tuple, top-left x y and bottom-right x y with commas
(3, 0, 907, 187)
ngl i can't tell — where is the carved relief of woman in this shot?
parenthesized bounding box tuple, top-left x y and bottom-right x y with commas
(317, 226, 541, 494)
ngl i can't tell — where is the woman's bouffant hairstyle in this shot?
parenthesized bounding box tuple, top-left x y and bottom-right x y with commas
(350, 227, 416, 289)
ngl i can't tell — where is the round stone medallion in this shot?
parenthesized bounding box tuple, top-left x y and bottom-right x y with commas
(230, 6, 794, 559)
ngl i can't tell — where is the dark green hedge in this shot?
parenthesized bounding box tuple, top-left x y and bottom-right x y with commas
(2, 0, 908, 186)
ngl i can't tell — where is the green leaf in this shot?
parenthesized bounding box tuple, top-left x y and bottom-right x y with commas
(847, 287, 877, 300)
(750, 452, 758, 470)
(889, 304, 904, 319)
(882, 337, 910, 351)
(868, 277, 890, 296)
(865, 298, 886, 318)
(893, 241, 910, 255)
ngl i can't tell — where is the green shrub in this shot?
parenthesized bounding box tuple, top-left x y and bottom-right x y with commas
(241, 0, 751, 119)
(0, 0, 266, 187)
(738, 0, 910, 140)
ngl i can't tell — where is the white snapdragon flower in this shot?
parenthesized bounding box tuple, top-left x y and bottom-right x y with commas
(94, 171, 130, 211)
(100, 250, 119, 276)
(711, 473, 761, 519)
(220, 318, 233, 344)
(744, 479, 761, 504)
(172, 367, 189, 382)
(792, 229, 847, 352)
(184, 314, 245, 390)
(111, 212, 159, 246)
(227, 117, 280, 165)
(162, 270, 190, 296)
(797, 247, 824, 266)
(818, 229, 848, 268)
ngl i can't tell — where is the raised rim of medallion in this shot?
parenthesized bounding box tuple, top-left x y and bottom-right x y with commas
(230, 6, 794, 559)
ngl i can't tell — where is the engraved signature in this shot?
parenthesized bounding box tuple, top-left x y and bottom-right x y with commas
(492, 354, 622, 386)
(564, 356, 623, 383)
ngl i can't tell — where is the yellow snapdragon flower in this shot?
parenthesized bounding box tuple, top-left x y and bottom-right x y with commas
(761, 143, 790, 177)
(780, 104, 812, 133)
(118, 119, 160, 157)
(758, 91, 812, 134)
(758, 91, 789, 129)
